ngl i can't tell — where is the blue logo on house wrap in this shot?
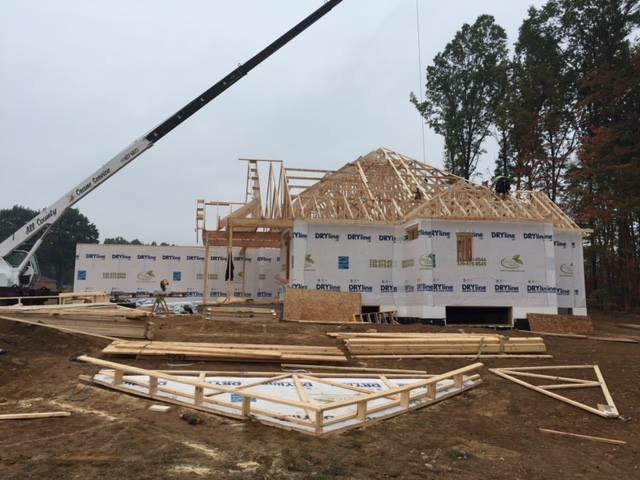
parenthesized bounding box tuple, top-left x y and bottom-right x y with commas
(338, 256, 349, 269)
(172, 271, 181, 281)
(230, 393, 257, 403)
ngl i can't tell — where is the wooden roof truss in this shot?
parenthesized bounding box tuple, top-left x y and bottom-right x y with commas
(206, 147, 585, 233)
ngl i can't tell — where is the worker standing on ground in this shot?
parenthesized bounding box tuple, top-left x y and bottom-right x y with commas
(493, 174, 512, 199)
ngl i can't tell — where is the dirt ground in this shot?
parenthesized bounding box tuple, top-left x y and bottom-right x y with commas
(1, 309, 639, 480)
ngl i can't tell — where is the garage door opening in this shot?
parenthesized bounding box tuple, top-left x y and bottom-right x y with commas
(445, 306, 512, 326)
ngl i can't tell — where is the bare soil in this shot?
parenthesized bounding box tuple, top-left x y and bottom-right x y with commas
(1, 309, 639, 479)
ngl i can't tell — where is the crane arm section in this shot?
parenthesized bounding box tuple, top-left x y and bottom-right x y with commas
(0, 0, 343, 259)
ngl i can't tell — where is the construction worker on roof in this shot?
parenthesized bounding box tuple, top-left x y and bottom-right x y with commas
(493, 174, 512, 200)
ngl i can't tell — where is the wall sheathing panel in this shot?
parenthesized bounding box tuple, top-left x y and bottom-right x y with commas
(553, 232, 587, 311)
(74, 244, 281, 300)
(290, 220, 586, 320)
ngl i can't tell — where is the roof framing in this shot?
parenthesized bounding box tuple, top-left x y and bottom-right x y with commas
(201, 147, 586, 235)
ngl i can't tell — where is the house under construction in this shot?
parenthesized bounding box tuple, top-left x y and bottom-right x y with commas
(197, 147, 587, 324)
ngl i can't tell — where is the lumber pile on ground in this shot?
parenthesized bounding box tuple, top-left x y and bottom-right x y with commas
(58, 291, 110, 304)
(103, 340, 348, 363)
(0, 303, 153, 339)
(202, 305, 277, 322)
(329, 332, 547, 358)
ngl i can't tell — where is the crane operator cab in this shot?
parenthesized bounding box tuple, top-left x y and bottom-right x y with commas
(1, 250, 40, 288)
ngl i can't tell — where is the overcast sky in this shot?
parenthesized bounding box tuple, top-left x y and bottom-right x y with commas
(1, 0, 544, 246)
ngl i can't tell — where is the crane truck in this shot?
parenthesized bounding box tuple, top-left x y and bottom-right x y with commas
(0, 0, 343, 299)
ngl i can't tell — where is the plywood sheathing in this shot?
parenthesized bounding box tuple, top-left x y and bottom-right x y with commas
(527, 314, 595, 335)
(283, 287, 361, 323)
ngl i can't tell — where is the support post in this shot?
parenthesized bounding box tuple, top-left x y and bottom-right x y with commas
(242, 396, 252, 416)
(149, 376, 158, 395)
(314, 410, 324, 435)
(426, 383, 436, 400)
(226, 225, 233, 299)
(113, 370, 124, 386)
(203, 241, 210, 305)
(356, 400, 367, 421)
(400, 390, 410, 408)
(194, 386, 204, 405)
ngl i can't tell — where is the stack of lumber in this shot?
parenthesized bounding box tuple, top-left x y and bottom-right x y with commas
(59, 291, 110, 304)
(103, 340, 348, 363)
(329, 332, 547, 358)
(202, 305, 277, 321)
(0, 303, 153, 339)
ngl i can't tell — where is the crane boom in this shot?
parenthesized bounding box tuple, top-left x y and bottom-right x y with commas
(0, 0, 343, 269)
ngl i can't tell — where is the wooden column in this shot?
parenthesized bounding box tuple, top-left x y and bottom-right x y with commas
(242, 396, 252, 416)
(149, 376, 158, 395)
(203, 241, 210, 305)
(226, 226, 233, 299)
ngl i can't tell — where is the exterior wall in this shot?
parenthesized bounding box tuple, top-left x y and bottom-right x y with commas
(289, 219, 587, 320)
(73, 244, 281, 300)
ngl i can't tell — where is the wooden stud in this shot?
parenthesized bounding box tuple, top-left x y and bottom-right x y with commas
(538, 427, 626, 446)
(0, 412, 71, 420)
(149, 376, 158, 395)
(356, 400, 367, 421)
(242, 396, 252, 416)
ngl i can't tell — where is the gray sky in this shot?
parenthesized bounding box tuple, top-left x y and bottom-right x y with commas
(1, 0, 544, 246)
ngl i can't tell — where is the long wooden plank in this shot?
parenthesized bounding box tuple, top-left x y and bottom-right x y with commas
(355, 354, 552, 359)
(0, 411, 71, 420)
(538, 428, 626, 446)
(281, 364, 428, 374)
(0, 315, 118, 341)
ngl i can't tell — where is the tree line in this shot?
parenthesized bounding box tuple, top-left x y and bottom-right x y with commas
(412, 0, 640, 310)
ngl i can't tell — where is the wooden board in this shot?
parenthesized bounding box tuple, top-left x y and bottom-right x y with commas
(527, 314, 594, 335)
(0, 411, 71, 420)
(283, 288, 361, 323)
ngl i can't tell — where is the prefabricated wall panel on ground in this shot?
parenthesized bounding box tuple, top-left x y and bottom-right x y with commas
(74, 244, 281, 300)
(289, 219, 586, 321)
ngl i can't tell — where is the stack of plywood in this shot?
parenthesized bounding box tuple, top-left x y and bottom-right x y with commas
(202, 305, 277, 322)
(0, 303, 153, 339)
(103, 340, 348, 363)
(283, 288, 360, 323)
(527, 313, 594, 335)
(329, 332, 547, 358)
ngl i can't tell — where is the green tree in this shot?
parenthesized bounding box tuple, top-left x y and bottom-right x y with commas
(558, 0, 640, 309)
(103, 236, 130, 245)
(38, 209, 99, 288)
(104, 236, 144, 245)
(508, 3, 578, 201)
(0, 205, 39, 248)
(411, 14, 508, 179)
